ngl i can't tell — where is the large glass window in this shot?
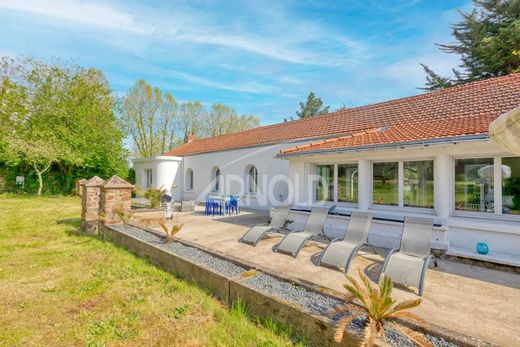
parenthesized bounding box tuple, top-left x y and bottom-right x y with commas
(454, 158, 494, 212)
(373, 162, 398, 206)
(316, 165, 334, 201)
(338, 164, 358, 203)
(502, 157, 520, 215)
(404, 161, 434, 208)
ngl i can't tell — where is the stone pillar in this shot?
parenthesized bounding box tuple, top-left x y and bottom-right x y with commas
(81, 176, 105, 234)
(100, 175, 134, 225)
(77, 178, 88, 197)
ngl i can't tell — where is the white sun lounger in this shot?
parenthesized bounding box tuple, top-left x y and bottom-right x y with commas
(274, 206, 331, 257)
(317, 211, 373, 273)
(238, 205, 292, 246)
(380, 217, 434, 296)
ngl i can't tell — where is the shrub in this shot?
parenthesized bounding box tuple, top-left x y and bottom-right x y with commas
(135, 186, 167, 208)
(330, 269, 431, 346)
(159, 220, 183, 244)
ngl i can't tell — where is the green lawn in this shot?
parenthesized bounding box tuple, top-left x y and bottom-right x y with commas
(0, 195, 300, 346)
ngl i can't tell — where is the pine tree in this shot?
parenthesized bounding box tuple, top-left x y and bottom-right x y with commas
(422, 0, 520, 91)
(296, 92, 330, 118)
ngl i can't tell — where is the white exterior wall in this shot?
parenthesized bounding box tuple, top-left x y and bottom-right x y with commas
(133, 156, 183, 200)
(134, 139, 520, 265)
(180, 140, 313, 209)
(286, 140, 520, 265)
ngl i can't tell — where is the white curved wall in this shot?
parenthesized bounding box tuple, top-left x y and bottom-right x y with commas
(133, 156, 182, 200)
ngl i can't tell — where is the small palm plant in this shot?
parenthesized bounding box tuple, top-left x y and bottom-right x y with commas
(159, 220, 183, 244)
(135, 186, 168, 208)
(113, 204, 133, 226)
(331, 269, 431, 347)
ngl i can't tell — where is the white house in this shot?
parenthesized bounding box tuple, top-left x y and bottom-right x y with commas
(134, 74, 520, 266)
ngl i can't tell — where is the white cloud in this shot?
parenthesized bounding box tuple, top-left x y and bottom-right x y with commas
(0, 0, 151, 34)
(0, 0, 366, 66)
(165, 70, 276, 95)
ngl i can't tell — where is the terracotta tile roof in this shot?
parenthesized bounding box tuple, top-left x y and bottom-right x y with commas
(165, 73, 520, 157)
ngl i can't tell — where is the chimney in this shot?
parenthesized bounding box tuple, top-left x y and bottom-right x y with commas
(185, 133, 197, 143)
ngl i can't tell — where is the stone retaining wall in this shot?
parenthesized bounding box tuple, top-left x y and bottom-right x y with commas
(102, 224, 357, 347)
(81, 177, 487, 347)
(101, 223, 491, 347)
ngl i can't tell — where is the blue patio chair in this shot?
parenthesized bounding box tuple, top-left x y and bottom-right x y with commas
(226, 195, 239, 215)
(205, 197, 222, 216)
(205, 198, 211, 215)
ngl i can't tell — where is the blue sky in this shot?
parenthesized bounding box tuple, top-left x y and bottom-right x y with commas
(0, 0, 471, 124)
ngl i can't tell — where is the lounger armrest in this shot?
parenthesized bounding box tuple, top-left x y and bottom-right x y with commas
(424, 254, 433, 267)
(380, 248, 399, 279)
(290, 229, 305, 233)
(418, 254, 433, 296)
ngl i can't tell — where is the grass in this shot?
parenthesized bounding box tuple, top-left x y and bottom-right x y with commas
(0, 195, 302, 346)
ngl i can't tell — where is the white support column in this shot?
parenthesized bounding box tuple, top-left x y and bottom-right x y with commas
(398, 161, 404, 207)
(494, 156, 502, 215)
(288, 160, 305, 205)
(301, 162, 314, 206)
(434, 155, 451, 221)
(333, 164, 338, 203)
(358, 159, 370, 211)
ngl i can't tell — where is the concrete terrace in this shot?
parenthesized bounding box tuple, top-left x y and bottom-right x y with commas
(154, 207, 520, 346)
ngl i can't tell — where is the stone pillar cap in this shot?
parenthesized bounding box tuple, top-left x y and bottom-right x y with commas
(85, 176, 106, 187)
(78, 178, 88, 184)
(103, 175, 134, 188)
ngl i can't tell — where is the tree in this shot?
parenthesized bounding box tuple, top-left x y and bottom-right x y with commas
(199, 103, 261, 138)
(225, 114, 261, 134)
(296, 92, 329, 118)
(121, 80, 178, 157)
(4, 138, 61, 195)
(422, 0, 520, 91)
(0, 57, 128, 194)
(335, 103, 349, 111)
(179, 101, 205, 142)
(206, 103, 234, 137)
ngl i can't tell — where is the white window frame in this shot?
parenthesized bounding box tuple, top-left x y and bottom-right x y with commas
(246, 165, 258, 195)
(144, 168, 153, 189)
(313, 162, 359, 207)
(336, 163, 359, 205)
(452, 155, 520, 220)
(186, 168, 194, 191)
(370, 159, 435, 213)
(212, 167, 221, 193)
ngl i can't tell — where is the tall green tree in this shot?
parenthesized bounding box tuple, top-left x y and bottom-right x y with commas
(121, 80, 178, 157)
(199, 103, 261, 138)
(296, 92, 329, 118)
(179, 101, 205, 142)
(422, 0, 520, 91)
(0, 57, 128, 194)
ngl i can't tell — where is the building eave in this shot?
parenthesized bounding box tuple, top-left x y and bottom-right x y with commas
(132, 155, 183, 164)
(276, 134, 490, 159)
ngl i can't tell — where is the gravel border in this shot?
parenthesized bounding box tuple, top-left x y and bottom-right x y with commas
(111, 224, 456, 347)
(112, 224, 247, 277)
